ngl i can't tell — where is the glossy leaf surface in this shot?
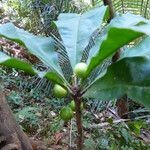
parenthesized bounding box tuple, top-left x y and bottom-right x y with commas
(55, 6, 107, 68)
(85, 37, 150, 108)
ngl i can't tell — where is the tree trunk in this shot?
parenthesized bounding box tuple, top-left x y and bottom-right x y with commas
(116, 95, 129, 119)
(103, 0, 115, 22)
(91, 0, 95, 6)
(103, 0, 129, 118)
(0, 91, 33, 150)
(74, 97, 83, 150)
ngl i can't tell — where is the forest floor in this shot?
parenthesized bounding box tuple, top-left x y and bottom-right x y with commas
(1, 38, 150, 150)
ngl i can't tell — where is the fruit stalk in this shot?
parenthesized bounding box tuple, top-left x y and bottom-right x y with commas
(74, 97, 83, 150)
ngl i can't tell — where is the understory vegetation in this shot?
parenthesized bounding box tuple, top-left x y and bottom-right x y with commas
(0, 0, 150, 150)
(1, 67, 150, 149)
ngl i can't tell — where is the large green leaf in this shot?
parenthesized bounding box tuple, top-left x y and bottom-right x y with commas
(0, 23, 65, 82)
(86, 13, 150, 77)
(55, 6, 107, 68)
(121, 37, 150, 59)
(84, 57, 150, 108)
(0, 51, 64, 85)
(0, 52, 36, 75)
(84, 37, 150, 108)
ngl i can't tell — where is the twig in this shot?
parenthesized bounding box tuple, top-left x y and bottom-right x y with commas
(88, 118, 130, 129)
(87, 114, 150, 129)
(131, 132, 150, 145)
(69, 119, 72, 149)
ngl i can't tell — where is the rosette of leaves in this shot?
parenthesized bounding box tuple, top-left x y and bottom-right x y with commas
(1, 6, 150, 150)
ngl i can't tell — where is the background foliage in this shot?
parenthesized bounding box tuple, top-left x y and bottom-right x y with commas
(0, 0, 150, 149)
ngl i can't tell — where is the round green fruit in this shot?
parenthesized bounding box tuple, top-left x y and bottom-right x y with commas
(60, 106, 73, 121)
(53, 84, 67, 98)
(74, 62, 87, 78)
(70, 100, 76, 111)
(70, 100, 84, 111)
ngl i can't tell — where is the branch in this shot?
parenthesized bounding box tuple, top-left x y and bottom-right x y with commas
(88, 118, 130, 129)
(103, 0, 115, 22)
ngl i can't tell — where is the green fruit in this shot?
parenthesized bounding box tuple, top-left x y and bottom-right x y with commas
(70, 100, 84, 111)
(74, 62, 87, 78)
(70, 100, 76, 111)
(60, 106, 73, 121)
(53, 84, 67, 98)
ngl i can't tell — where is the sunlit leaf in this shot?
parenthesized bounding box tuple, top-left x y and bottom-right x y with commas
(84, 57, 150, 108)
(0, 52, 64, 85)
(86, 13, 150, 77)
(55, 6, 107, 68)
(0, 23, 65, 82)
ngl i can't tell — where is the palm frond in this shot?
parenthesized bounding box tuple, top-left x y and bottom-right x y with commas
(88, 99, 108, 113)
(82, 58, 111, 91)
(50, 33, 73, 82)
(81, 28, 100, 63)
(92, 0, 150, 19)
(29, 0, 83, 35)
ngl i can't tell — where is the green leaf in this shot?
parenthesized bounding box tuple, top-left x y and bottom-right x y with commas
(84, 57, 150, 108)
(43, 71, 64, 85)
(86, 13, 150, 77)
(121, 37, 150, 59)
(121, 128, 130, 143)
(0, 51, 36, 75)
(128, 120, 144, 135)
(55, 6, 107, 68)
(0, 52, 64, 85)
(0, 23, 64, 79)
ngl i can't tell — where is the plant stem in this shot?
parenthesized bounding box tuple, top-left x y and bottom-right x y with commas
(103, 0, 129, 118)
(69, 119, 72, 150)
(74, 97, 83, 150)
(103, 0, 115, 22)
(91, 0, 95, 6)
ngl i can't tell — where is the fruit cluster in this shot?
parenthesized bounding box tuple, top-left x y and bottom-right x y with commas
(53, 62, 87, 121)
